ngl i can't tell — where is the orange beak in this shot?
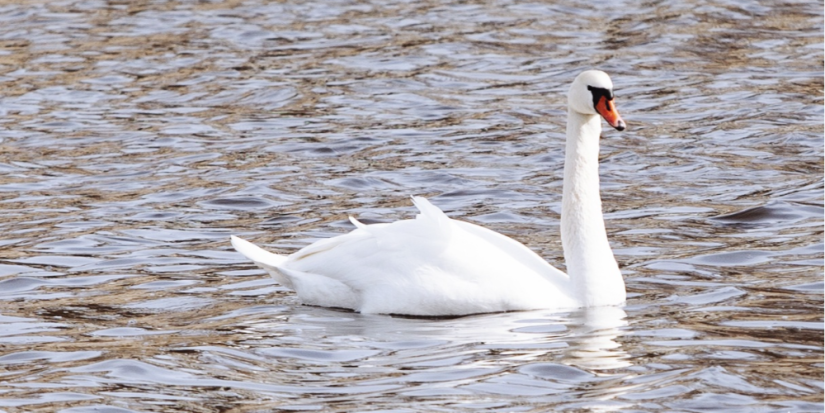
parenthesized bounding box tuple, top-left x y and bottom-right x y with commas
(596, 96, 626, 131)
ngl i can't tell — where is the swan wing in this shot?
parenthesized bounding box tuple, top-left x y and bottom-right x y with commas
(450, 219, 569, 289)
(272, 197, 575, 315)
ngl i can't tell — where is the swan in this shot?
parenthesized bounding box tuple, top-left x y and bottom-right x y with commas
(231, 70, 627, 316)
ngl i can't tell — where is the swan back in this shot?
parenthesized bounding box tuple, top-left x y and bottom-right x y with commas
(233, 197, 577, 315)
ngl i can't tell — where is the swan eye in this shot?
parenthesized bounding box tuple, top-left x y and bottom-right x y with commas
(587, 86, 614, 111)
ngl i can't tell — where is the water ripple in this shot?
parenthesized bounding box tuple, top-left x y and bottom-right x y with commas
(0, 0, 820, 411)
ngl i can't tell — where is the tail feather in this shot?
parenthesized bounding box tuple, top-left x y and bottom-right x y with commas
(230, 235, 292, 288)
(411, 196, 452, 238)
(349, 216, 367, 229)
(411, 196, 450, 225)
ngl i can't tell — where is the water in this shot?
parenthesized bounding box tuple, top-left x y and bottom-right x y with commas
(0, 0, 822, 411)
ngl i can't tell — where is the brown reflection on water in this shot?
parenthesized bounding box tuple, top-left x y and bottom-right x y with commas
(0, 0, 822, 412)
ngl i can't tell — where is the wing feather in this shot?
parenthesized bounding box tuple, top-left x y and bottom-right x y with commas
(232, 197, 575, 315)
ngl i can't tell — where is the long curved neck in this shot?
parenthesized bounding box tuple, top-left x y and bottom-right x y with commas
(562, 108, 625, 306)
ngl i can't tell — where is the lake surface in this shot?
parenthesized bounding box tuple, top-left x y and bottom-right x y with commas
(0, 0, 822, 412)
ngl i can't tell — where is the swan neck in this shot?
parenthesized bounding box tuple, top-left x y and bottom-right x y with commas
(561, 109, 625, 306)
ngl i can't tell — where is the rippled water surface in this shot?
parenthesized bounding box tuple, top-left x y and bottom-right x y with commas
(0, 0, 822, 412)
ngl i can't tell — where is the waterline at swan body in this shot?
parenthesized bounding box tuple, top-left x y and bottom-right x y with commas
(231, 70, 627, 316)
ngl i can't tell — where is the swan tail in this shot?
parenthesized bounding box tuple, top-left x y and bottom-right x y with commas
(230, 235, 293, 288)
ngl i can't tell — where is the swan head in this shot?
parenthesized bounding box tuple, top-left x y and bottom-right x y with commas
(568, 70, 626, 131)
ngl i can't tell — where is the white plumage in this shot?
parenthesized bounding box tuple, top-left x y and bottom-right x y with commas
(231, 70, 628, 316)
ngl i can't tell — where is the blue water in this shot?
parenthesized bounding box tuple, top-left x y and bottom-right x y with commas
(0, 0, 822, 411)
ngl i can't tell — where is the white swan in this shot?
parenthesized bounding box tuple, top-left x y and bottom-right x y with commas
(231, 70, 627, 316)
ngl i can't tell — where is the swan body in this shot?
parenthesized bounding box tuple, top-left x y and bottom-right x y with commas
(231, 70, 627, 316)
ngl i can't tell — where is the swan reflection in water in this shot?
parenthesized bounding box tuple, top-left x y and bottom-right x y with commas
(249, 304, 630, 373)
(563, 306, 631, 371)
